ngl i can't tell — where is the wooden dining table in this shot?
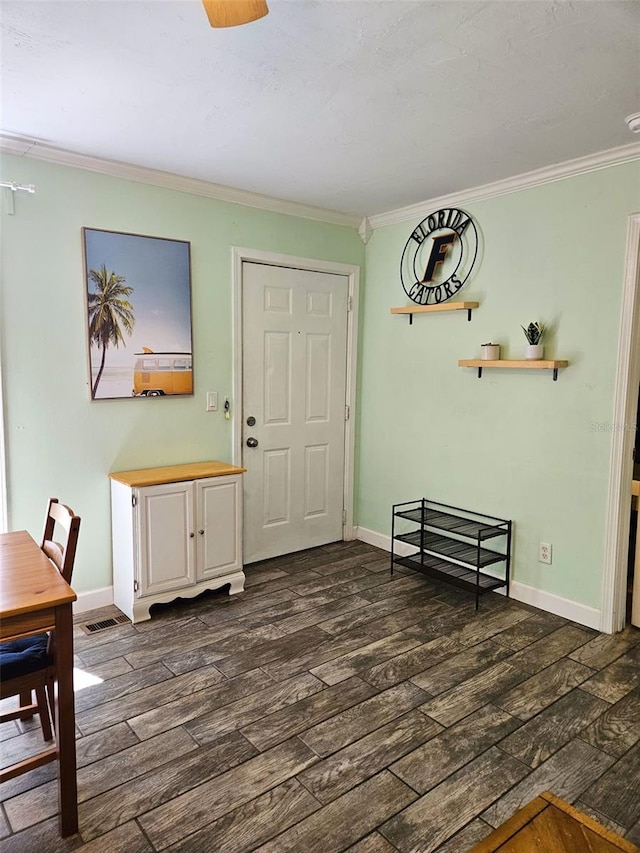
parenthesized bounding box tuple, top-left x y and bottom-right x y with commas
(0, 530, 78, 836)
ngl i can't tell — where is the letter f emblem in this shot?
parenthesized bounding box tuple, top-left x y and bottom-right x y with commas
(422, 233, 456, 283)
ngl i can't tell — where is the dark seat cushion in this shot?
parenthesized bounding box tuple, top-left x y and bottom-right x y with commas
(0, 634, 51, 680)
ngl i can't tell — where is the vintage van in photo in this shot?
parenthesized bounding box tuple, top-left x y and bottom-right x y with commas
(132, 351, 193, 397)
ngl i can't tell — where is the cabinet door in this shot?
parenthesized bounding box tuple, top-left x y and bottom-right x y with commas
(196, 475, 242, 581)
(137, 481, 196, 596)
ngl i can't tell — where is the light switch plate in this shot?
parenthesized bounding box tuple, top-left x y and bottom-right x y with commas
(206, 391, 218, 412)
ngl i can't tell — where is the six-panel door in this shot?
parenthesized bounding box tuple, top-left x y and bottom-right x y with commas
(242, 263, 349, 563)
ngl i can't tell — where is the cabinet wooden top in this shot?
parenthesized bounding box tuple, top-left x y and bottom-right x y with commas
(109, 461, 246, 487)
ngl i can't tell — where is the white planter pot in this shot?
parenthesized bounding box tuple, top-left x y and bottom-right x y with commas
(481, 344, 500, 360)
(525, 344, 544, 360)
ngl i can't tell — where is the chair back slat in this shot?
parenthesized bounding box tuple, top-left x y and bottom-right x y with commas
(40, 498, 81, 585)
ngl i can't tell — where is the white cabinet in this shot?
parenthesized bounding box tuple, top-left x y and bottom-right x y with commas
(110, 461, 245, 623)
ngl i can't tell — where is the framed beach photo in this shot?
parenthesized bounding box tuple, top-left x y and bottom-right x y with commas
(83, 228, 193, 400)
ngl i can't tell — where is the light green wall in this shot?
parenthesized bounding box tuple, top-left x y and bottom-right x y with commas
(357, 161, 640, 609)
(2, 153, 639, 613)
(0, 154, 365, 593)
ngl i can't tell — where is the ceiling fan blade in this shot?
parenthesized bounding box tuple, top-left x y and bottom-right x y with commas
(202, 0, 269, 28)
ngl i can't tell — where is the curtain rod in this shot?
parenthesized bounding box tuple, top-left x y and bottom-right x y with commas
(0, 181, 36, 193)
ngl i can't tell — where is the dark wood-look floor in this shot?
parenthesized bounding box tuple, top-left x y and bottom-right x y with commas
(1, 540, 640, 853)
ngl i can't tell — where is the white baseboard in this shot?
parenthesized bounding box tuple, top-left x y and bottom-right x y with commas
(507, 580, 601, 630)
(356, 526, 602, 631)
(357, 525, 415, 557)
(73, 586, 114, 614)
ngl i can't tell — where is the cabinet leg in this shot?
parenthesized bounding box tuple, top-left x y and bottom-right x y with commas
(130, 600, 153, 624)
(228, 574, 246, 596)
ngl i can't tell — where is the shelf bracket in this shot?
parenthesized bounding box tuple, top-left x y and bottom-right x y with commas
(477, 367, 482, 378)
(407, 308, 475, 324)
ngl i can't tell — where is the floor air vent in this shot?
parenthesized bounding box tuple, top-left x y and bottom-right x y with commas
(80, 614, 130, 634)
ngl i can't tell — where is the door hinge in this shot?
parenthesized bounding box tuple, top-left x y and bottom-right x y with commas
(132, 495, 137, 507)
(347, 296, 353, 312)
(342, 509, 347, 525)
(345, 405, 350, 421)
(133, 579, 139, 593)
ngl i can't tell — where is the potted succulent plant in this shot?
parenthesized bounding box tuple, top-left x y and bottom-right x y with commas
(521, 321, 544, 360)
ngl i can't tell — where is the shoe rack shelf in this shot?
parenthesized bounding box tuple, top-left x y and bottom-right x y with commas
(391, 498, 512, 609)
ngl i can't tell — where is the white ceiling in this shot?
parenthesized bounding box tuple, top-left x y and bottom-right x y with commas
(1, 0, 639, 218)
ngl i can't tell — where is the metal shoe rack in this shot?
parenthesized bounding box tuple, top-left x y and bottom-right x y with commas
(391, 498, 512, 609)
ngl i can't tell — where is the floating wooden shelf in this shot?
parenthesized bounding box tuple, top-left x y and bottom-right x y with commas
(459, 359, 569, 381)
(391, 301, 479, 324)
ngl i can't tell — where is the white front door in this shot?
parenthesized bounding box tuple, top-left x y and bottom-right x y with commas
(242, 262, 349, 563)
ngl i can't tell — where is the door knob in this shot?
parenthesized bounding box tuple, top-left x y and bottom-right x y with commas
(246, 437, 259, 448)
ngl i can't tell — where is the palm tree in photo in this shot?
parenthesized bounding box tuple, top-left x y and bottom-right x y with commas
(87, 264, 135, 397)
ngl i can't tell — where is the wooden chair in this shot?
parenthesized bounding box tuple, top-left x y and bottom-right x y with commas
(0, 499, 80, 765)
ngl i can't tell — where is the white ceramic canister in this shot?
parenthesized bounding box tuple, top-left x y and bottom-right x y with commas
(481, 343, 500, 360)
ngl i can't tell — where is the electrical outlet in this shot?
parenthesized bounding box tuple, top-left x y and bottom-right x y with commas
(539, 542, 552, 564)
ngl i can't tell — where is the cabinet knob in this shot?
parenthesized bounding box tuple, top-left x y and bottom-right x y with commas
(199, 529, 205, 535)
(189, 532, 195, 538)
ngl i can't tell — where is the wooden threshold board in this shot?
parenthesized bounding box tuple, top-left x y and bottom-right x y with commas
(471, 791, 640, 852)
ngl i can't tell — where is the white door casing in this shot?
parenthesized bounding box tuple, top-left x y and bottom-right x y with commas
(0, 348, 7, 532)
(602, 212, 640, 633)
(232, 248, 359, 566)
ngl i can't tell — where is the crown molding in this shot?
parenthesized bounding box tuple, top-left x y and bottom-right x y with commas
(368, 141, 640, 231)
(358, 217, 372, 244)
(0, 133, 363, 230)
(3, 132, 638, 234)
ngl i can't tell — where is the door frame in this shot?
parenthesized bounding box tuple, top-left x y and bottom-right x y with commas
(0, 350, 7, 532)
(602, 212, 640, 633)
(231, 246, 360, 542)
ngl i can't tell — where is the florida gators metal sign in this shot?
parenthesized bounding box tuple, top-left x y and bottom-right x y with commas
(400, 208, 478, 305)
